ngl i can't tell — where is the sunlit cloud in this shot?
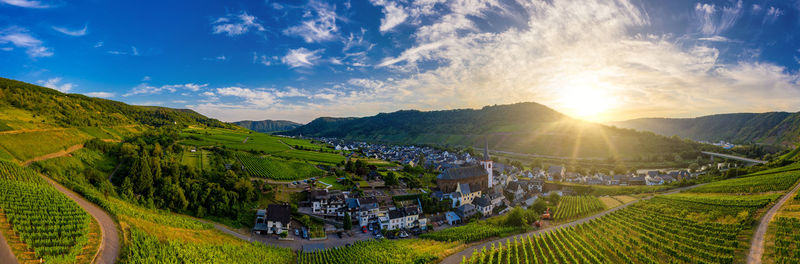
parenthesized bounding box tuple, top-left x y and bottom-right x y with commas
(211, 11, 265, 37)
(37, 78, 74, 92)
(52, 24, 88, 36)
(0, 26, 53, 57)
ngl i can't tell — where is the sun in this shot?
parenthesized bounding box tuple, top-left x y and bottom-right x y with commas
(554, 79, 619, 122)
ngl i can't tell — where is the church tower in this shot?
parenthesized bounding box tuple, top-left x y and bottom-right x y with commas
(479, 139, 493, 188)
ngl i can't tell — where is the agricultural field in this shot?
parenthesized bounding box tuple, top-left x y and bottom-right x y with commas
(552, 196, 605, 221)
(552, 182, 668, 196)
(461, 192, 776, 264)
(181, 148, 211, 171)
(180, 127, 291, 154)
(0, 160, 99, 263)
(298, 238, 464, 264)
(0, 126, 140, 162)
(122, 227, 295, 264)
(238, 152, 324, 181)
(279, 137, 333, 151)
(272, 149, 345, 164)
(766, 217, 800, 264)
(421, 220, 528, 243)
(688, 170, 800, 193)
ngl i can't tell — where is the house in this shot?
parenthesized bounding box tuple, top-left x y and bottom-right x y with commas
(548, 165, 565, 181)
(310, 189, 347, 216)
(266, 204, 291, 235)
(253, 209, 268, 234)
(488, 191, 505, 207)
(356, 197, 385, 227)
(473, 196, 493, 216)
(445, 211, 461, 225)
(646, 175, 663, 185)
(451, 183, 481, 208)
(628, 176, 646, 185)
(528, 178, 544, 193)
(456, 204, 478, 219)
(505, 181, 526, 203)
(382, 205, 423, 230)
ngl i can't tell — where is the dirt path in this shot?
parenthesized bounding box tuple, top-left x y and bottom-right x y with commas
(0, 125, 138, 135)
(439, 183, 703, 264)
(747, 180, 800, 264)
(22, 144, 84, 166)
(40, 175, 120, 264)
(0, 230, 18, 264)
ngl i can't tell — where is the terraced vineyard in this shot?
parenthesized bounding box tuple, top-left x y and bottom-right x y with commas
(298, 238, 462, 264)
(688, 171, 800, 193)
(553, 196, 605, 221)
(460, 193, 777, 264)
(0, 160, 95, 263)
(237, 153, 324, 181)
(769, 217, 800, 263)
(272, 149, 345, 164)
(420, 221, 527, 243)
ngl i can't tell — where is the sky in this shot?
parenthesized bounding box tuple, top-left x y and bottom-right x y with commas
(1, 0, 799, 123)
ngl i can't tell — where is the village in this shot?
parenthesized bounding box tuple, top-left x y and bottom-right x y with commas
(249, 138, 725, 251)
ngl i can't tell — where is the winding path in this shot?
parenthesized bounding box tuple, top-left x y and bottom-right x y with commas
(40, 175, 120, 264)
(439, 184, 703, 264)
(747, 180, 800, 264)
(0, 230, 18, 264)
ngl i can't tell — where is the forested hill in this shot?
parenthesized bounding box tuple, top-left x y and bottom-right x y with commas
(231, 119, 302, 133)
(281, 102, 714, 159)
(0, 77, 232, 129)
(613, 112, 800, 146)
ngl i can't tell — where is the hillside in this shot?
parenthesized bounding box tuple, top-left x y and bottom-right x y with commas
(281, 102, 712, 159)
(232, 119, 302, 133)
(612, 112, 800, 146)
(0, 77, 234, 162)
(0, 77, 232, 130)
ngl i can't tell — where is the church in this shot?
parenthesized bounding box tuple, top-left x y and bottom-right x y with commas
(436, 142, 494, 193)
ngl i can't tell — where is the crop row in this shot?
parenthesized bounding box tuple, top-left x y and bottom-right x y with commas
(689, 171, 800, 193)
(552, 195, 605, 221)
(237, 153, 324, 181)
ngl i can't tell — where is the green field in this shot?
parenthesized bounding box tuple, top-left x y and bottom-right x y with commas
(237, 152, 324, 181)
(553, 196, 605, 221)
(688, 170, 800, 193)
(180, 128, 290, 153)
(298, 238, 464, 264)
(272, 149, 345, 164)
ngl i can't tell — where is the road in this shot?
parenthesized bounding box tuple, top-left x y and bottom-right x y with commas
(439, 183, 703, 264)
(23, 144, 84, 166)
(40, 175, 120, 264)
(747, 180, 800, 264)
(0, 230, 18, 264)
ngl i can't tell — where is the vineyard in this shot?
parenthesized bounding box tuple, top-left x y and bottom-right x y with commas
(272, 149, 345, 164)
(552, 196, 605, 221)
(420, 221, 527, 243)
(688, 170, 800, 193)
(237, 153, 324, 181)
(121, 227, 295, 264)
(298, 238, 463, 264)
(461, 193, 771, 264)
(0, 160, 94, 263)
(769, 217, 800, 264)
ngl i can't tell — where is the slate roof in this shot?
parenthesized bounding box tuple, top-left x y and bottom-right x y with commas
(458, 183, 472, 194)
(267, 204, 291, 225)
(473, 196, 492, 207)
(438, 166, 487, 180)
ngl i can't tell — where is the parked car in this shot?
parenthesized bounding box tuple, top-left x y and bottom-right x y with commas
(368, 225, 374, 231)
(294, 229, 300, 236)
(337, 232, 343, 238)
(362, 226, 368, 233)
(399, 231, 409, 238)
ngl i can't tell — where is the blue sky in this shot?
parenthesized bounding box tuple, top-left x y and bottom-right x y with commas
(1, 0, 799, 123)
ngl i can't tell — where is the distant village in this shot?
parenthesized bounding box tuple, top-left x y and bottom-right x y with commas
(255, 137, 719, 248)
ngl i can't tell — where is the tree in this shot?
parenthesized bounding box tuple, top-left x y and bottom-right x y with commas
(343, 212, 352, 230)
(531, 198, 547, 214)
(547, 192, 560, 205)
(384, 171, 399, 186)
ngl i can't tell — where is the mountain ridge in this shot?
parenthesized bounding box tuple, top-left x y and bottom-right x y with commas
(231, 119, 302, 133)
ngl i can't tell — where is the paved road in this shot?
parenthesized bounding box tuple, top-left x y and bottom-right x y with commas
(439, 183, 703, 264)
(747, 180, 800, 264)
(0, 229, 18, 264)
(41, 175, 120, 264)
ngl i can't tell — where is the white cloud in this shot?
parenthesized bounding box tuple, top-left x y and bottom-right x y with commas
(124, 83, 207, 96)
(0, 0, 49, 8)
(694, 0, 742, 35)
(84, 92, 114, 98)
(763, 7, 783, 24)
(0, 27, 53, 57)
(282, 1, 339, 43)
(93, 41, 103, 48)
(216, 87, 276, 107)
(697, 35, 734, 42)
(212, 12, 265, 37)
(281, 48, 323, 68)
(253, 52, 277, 66)
(131, 46, 139, 56)
(190, 0, 800, 123)
(52, 24, 88, 36)
(142, 76, 151, 81)
(37, 78, 74, 92)
(370, 0, 409, 32)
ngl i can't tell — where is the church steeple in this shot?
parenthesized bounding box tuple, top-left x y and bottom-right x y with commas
(483, 138, 490, 161)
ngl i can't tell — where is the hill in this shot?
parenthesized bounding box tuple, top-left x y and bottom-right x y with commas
(0, 77, 232, 129)
(0, 77, 233, 162)
(612, 112, 800, 146)
(232, 119, 302, 133)
(281, 102, 712, 159)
